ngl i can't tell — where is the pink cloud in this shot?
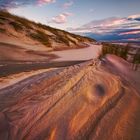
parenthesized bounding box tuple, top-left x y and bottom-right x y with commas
(128, 14, 140, 19)
(127, 38, 140, 41)
(119, 30, 140, 35)
(38, 0, 55, 6)
(50, 12, 72, 24)
(97, 18, 127, 27)
(62, 1, 73, 9)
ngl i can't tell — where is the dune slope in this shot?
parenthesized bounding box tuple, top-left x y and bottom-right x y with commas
(0, 10, 95, 51)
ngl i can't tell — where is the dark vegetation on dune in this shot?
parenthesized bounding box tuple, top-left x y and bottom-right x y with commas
(9, 21, 23, 31)
(29, 30, 52, 47)
(0, 28, 6, 33)
(101, 42, 140, 62)
(102, 43, 128, 59)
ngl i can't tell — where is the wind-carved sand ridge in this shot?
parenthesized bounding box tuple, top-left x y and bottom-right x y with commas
(0, 56, 140, 140)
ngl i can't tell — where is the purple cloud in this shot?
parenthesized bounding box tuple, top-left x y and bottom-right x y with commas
(0, 0, 55, 9)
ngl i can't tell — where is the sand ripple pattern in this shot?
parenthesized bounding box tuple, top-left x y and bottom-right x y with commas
(0, 60, 140, 140)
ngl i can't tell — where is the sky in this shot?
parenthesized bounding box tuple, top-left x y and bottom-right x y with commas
(0, 0, 140, 42)
(0, 0, 139, 29)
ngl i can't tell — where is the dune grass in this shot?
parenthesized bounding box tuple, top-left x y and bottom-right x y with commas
(0, 28, 6, 33)
(29, 30, 51, 47)
(9, 21, 23, 31)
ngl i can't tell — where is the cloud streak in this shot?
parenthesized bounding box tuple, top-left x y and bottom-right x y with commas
(128, 14, 140, 21)
(0, 0, 55, 9)
(37, 0, 55, 6)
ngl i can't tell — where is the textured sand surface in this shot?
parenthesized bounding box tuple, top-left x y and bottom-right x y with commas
(0, 56, 140, 140)
(0, 68, 56, 90)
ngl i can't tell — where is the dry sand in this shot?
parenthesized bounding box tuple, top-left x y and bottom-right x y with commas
(0, 55, 139, 140)
(51, 44, 102, 61)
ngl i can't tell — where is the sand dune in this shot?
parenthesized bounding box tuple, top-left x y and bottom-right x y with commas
(0, 42, 56, 62)
(0, 55, 139, 140)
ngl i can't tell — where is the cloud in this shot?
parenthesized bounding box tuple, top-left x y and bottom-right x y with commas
(128, 14, 140, 21)
(70, 14, 140, 34)
(0, 0, 55, 9)
(119, 30, 140, 35)
(85, 29, 140, 42)
(69, 14, 140, 42)
(127, 38, 140, 41)
(49, 12, 72, 24)
(37, 0, 55, 6)
(62, 1, 73, 9)
(0, 0, 31, 9)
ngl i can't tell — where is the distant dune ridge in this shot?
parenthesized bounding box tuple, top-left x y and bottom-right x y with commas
(0, 10, 95, 51)
(0, 56, 140, 140)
